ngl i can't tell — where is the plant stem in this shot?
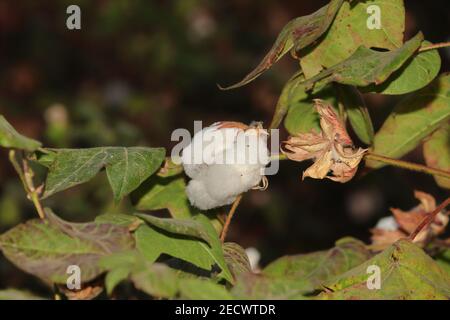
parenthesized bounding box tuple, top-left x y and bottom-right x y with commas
(419, 42, 450, 52)
(9, 150, 46, 219)
(270, 153, 288, 161)
(9, 150, 29, 192)
(409, 197, 450, 241)
(365, 153, 450, 179)
(220, 194, 243, 243)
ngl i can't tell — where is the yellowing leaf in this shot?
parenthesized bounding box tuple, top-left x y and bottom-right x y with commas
(40, 147, 165, 201)
(0, 209, 134, 284)
(0, 115, 41, 151)
(365, 41, 441, 95)
(319, 240, 450, 299)
(302, 32, 424, 91)
(300, 0, 405, 78)
(220, 0, 345, 89)
(368, 74, 450, 168)
(423, 124, 450, 189)
(231, 238, 371, 299)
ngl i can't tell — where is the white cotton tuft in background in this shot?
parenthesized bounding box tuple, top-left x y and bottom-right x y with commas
(245, 247, 261, 272)
(375, 216, 399, 231)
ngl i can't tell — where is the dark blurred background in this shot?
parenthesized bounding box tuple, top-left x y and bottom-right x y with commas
(0, 0, 449, 293)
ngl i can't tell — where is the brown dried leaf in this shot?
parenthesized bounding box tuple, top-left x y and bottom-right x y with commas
(282, 99, 366, 183)
(370, 228, 406, 251)
(282, 133, 329, 162)
(392, 191, 448, 237)
(391, 208, 428, 234)
(370, 191, 449, 250)
(62, 284, 104, 300)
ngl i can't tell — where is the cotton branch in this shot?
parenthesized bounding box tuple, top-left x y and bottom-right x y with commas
(9, 150, 46, 219)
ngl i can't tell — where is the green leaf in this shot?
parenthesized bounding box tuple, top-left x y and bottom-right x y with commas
(223, 242, 251, 279)
(368, 74, 450, 168)
(319, 240, 450, 299)
(262, 238, 371, 294)
(300, 0, 405, 78)
(285, 101, 320, 135)
(435, 249, 450, 277)
(106, 147, 165, 201)
(131, 263, 179, 298)
(95, 213, 142, 228)
(423, 124, 450, 189)
(99, 250, 140, 271)
(44, 208, 135, 251)
(178, 278, 233, 300)
(0, 209, 134, 284)
(231, 238, 371, 299)
(231, 273, 308, 299)
(41, 147, 165, 200)
(99, 250, 143, 295)
(270, 71, 303, 129)
(101, 249, 231, 299)
(194, 214, 233, 283)
(302, 32, 424, 91)
(0, 289, 45, 300)
(104, 267, 131, 295)
(135, 213, 213, 246)
(135, 215, 233, 283)
(99, 250, 180, 298)
(283, 82, 337, 135)
(336, 85, 374, 144)
(220, 0, 344, 89)
(0, 115, 41, 151)
(135, 224, 209, 267)
(364, 41, 441, 95)
(132, 175, 196, 219)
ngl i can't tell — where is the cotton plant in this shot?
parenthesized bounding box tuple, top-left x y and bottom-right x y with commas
(0, 0, 450, 300)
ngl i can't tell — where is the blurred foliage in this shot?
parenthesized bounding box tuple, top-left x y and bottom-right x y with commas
(0, 0, 449, 296)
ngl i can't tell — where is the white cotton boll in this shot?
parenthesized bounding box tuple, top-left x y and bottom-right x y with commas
(186, 177, 237, 210)
(182, 123, 241, 178)
(203, 164, 243, 200)
(186, 179, 232, 210)
(226, 163, 265, 193)
(375, 216, 399, 231)
(187, 163, 265, 210)
(182, 162, 207, 180)
(240, 128, 270, 167)
(182, 121, 269, 210)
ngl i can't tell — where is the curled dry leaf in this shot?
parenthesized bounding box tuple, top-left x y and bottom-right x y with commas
(59, 281, 104, 300)
(370, 228, 406, 250)
(282, 99, 366, 183)
(370, 191, 449, 250)
(393, 191, 448, 240)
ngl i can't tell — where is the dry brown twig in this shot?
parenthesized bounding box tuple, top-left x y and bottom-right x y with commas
(409, 197, 450, 242)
